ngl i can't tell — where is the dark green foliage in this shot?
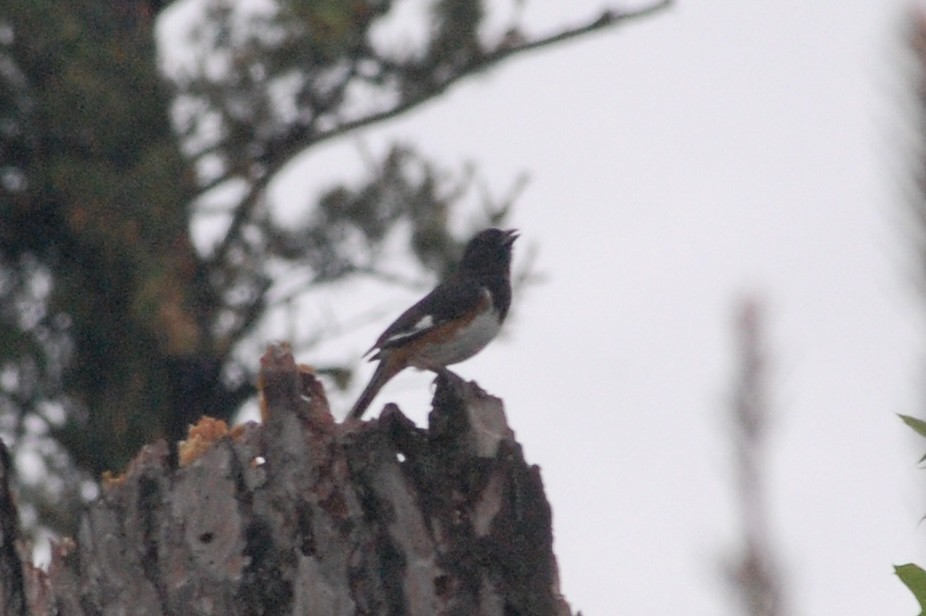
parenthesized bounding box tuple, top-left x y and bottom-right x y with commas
(897, 564, 926, 615)
(1, 0, 207, 522)
(898, 414, 926, 612)
(0, 0, 517, 534)
(0, 0, 669, 535)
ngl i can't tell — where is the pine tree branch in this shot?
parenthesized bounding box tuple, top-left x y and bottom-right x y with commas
(206, 0, 672, 269)
(308, 0, 673, 150)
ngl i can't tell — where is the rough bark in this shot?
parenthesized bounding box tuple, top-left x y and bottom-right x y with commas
(0, 345, 571, 615)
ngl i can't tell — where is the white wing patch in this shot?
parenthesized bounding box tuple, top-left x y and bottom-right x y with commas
(382, 314, 436, 345)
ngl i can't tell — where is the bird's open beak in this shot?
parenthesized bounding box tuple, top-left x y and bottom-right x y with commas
(503, 229, 519, 246)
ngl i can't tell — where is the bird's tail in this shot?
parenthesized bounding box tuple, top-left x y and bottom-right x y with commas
(348, 358, 400, 420)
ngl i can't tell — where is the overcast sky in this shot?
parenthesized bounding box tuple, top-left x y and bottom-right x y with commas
(164, 1, 925, 612)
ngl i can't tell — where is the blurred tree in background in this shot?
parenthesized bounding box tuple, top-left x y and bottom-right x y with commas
(722, 299, 789, 616)
(0, 0, 669, 536)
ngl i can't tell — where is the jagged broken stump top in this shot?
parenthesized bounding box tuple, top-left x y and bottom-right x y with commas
(4, 343, 573, 616)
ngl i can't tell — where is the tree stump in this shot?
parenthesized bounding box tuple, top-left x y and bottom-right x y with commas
(1, 344, 573, 616)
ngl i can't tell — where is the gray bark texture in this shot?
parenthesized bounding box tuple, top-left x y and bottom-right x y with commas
(1, 345, 573, 615)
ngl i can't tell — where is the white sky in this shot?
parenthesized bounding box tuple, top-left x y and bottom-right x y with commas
(171, 0, 926, 613)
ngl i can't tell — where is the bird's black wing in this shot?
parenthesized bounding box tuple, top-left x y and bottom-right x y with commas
(371, 277, 486, 353)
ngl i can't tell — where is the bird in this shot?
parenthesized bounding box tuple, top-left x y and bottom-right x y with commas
(348, 228, 518, 420)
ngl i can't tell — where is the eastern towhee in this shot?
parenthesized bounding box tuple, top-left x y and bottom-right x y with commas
(348, 228, 518, 419)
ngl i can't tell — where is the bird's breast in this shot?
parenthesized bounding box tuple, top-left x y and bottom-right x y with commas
(410, 306, 502, 369)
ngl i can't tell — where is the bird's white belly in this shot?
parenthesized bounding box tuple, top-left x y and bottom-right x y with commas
(412, 309, 502, 369)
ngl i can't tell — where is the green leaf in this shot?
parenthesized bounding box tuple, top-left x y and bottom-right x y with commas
(899, 414, 926, 440)
(896, 563, 926, 614)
